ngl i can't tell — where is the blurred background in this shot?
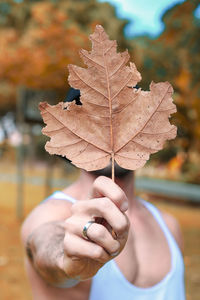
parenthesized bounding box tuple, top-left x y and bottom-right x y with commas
(0, 0, 199, 299)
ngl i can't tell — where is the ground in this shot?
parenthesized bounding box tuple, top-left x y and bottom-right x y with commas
(0, 161, 200, 300)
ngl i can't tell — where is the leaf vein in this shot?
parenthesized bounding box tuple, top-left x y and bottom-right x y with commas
(141, 128, 175, 136)
(72, 68, 108, 99)
(112, 96, 137, 115)
(70, 143, 89, 159)
(47, 139, 83, 148)
(116, 85, 171, 152)
(104, 42, 115, 55)
(109, 56, 127, 79)
(131, 140, 159, 152)
(116, 153, 146, 161)
(157, 108, 175, 112)
(111, 73, 133, 101)
(81, 51, 104, 69)
(74, 154, 110, 164)
(44, 106, 109, 154)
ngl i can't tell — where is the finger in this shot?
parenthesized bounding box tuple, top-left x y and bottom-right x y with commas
(71, 198, 129, 238)
(86, 222, 120, 255)
(64, 216, 119, 253)
(91, 176, 128, 212)
(63, 233, 110, 263)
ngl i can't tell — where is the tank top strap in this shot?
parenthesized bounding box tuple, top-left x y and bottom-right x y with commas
(42, 191, 76, 204)
(139, 198, 169, 233)
(139, 198, 181, 269)
(139, 198, 173, 238)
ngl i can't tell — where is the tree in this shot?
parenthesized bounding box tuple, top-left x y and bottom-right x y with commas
(0, 0, 130, 110)
(131, 0, 200, 156)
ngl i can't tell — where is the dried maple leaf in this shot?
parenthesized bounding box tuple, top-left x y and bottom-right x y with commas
(39, 25, 177, 178)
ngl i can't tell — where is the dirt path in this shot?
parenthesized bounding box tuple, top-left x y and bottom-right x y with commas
(0, 164, 199, 300)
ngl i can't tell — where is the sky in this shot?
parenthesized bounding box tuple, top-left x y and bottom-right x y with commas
(194, 4, 200, 19)
(98, 0, 186, 38)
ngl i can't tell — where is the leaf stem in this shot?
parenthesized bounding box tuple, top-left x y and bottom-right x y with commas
(101, 31, 115, 182)
(111, 152, 115, 182)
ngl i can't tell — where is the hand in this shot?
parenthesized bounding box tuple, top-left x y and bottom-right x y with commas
(60, 176, 130, 280)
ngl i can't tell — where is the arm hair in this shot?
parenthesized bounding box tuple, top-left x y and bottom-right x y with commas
(26, 221, 68, 285)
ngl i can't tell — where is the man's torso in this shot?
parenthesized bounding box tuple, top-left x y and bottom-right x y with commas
(26, 187, 179, 300)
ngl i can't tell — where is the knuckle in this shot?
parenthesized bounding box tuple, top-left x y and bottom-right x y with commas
(71, 202, 78, 214)
(63, 235, 73, 255)
(115, 217, 129, 234)
(93, 177, 101, 190)
(71, 201, 89, 215)
(71, 202, 81, 213)
(113, 190, 124, 203)
(64, 218, 75, 233)
(111, 240, 120, 253)
(93, 247, 104, 260)
(93, 176, 104, 187)
(64, 219, 71, 229)
(92, 226, 105, 240)
(126, 215, 130, 229)
(100, 197, 111, 209)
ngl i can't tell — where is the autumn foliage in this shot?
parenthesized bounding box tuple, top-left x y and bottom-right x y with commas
(0, 0, 199, 182)
(0, 0, 129, 91)
(132, 0, 200, 156)
(0, 2, 88, 90)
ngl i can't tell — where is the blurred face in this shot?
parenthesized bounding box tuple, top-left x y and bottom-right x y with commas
(89, 161, 132, 179)
(60, 157, 132, 179)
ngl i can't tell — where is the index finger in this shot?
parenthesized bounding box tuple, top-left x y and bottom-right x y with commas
(91, 176, 128, 212)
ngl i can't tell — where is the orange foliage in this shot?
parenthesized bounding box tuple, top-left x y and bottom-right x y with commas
(134, 1, 200, 152)
(167, 153, 185, 173)
(0, 2, 89, 90)
(175, 69, 191, 92)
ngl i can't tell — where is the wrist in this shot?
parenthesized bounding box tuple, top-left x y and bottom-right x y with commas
(25, 222, 68, 284)
(44, 255, 80, 288)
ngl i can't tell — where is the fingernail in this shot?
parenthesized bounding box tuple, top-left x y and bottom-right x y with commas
(120, 201, 128, 212)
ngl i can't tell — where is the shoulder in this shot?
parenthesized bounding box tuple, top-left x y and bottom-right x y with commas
(160, 210, 184, 253)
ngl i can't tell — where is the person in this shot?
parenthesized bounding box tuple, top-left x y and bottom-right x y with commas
(21, 89, 185, 300)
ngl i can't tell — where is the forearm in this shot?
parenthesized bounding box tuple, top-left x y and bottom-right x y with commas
(25, 221, 68, 285)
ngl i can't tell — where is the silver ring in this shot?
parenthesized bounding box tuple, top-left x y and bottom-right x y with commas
(82, 220, 95, 240)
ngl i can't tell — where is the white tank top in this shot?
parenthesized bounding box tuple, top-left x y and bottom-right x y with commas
(46, 191, 185, 300)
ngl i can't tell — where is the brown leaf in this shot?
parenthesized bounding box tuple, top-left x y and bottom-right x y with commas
(39, 25, 177, 172)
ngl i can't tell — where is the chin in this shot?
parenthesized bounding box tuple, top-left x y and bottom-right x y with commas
(89, 162, 132, 179)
